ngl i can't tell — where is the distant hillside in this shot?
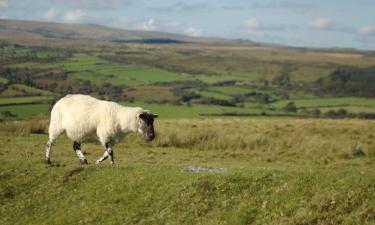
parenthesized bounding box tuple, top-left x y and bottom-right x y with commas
(0, 19, 244, 45)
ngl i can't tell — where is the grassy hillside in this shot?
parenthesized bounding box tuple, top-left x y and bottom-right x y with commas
(0, 18, 374, 225)
(0, 118, 374, 224)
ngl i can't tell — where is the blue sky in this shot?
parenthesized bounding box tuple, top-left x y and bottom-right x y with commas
(0, 0, 374, 49)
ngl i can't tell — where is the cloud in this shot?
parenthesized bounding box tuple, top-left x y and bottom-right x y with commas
(358, 25, 375, 36)
(63, 10, 86, 23)
(223, 2, 314, 13)
(150, 2, 210, 12)
(123, 17, 199, 36)
(183, 27, 202, 37)
(135, 18, 182, 32)
(309, 18, 354, 33)
(51, 0, 133, 9)
(0, 0, 8, 8)
(44, 8, 58, 20)
(140, 18, 156, 31)
(253, 2, 314, 10)
(309, 18, 334, 30)
(240, 18, 295, 31)
(240, 18, 263, 30)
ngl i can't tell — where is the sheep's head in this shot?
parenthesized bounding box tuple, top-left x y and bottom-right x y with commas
(137, 111, 158, 141)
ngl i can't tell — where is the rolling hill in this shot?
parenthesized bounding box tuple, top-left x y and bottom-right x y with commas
(0, 18, 374, 120)
(0, 18, 247, 45)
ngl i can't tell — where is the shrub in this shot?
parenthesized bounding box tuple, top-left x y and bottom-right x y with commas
(283, 102, 297, 113)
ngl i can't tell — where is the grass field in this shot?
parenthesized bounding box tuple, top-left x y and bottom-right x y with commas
(61, 54, 188, 86)
(0, 118, 374, 225)
(0, 84, 55, 97)
(0, 96, 374, 120)
(0, 96, 53, 105)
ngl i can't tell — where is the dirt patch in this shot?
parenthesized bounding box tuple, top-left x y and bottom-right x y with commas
(62, 167, 84, 183)
(0, 171, 11, 181)
(0, 186, 15, 202)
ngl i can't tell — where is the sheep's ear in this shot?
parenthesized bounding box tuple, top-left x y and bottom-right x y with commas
(139, 112, 147, 119)
(152, 114, 158, 118)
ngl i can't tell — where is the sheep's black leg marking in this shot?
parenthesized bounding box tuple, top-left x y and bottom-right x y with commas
(73, 141, 88, 164)
(95, 143, 114, 165)
(45, 141, 52, 164)
(106, 143, 114, 164)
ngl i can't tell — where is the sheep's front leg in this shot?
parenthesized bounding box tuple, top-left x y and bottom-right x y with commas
(73, 142, 88, 164)
(95, 143, 114, 165)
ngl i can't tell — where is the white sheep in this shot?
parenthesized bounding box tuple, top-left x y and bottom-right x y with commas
(45, 94, 158, 165)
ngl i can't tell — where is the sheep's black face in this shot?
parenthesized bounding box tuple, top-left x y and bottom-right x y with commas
(138, 112, 158, 141)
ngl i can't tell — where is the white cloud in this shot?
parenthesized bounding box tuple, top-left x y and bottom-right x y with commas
(140, 18, 156, 31)
(51, 0, 132, 9)
(253, 2, 314, 14)
(150, 2, 210, 12)
(0, 0, 8, 8)
(308, 18, 355, 33)
(309, 18, 334, 30)
(240, 18, 293, 31)
(358, 25, 375, 36)
(44, 8, 58, 20)
(0, 15, 7, 19)
(241, 18, 263, 30)
(136, 18, 182, 32)
(63, 10, 86, 23)
(183, 27, 202, 37)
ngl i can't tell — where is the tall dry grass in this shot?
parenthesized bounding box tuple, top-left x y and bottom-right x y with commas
(1, 117, 374, 159)
(150, 118, 375, 159)
(0, 116, 49, 136)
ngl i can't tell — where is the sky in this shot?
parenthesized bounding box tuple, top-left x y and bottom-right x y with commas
(0, 0, 374, 50)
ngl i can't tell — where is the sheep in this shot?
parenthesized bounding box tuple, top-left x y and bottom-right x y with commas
(45, 94, 158, 165)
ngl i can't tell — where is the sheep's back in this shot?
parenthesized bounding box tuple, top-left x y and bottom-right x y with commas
(53, 95, 104, 138)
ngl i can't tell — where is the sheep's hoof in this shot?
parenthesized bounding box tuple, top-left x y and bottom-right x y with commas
(45, 158, 51, 164)
(80, 159, 88, 165)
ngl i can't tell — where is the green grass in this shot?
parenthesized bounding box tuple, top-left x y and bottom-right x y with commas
(121, 101, 274, 118)
(1, 118, 374, 225)
(271, 97, 375, 109)
(35, 50, 68, 58)
(62, 54, 189, 85)
(121, 102, 227, 118)
(191, 88, 232, 100)
(319, 106, 375, 113)
(0, 48, 29, 58)
(0, 96, 53, 105)
(0, 86, 23, 97)
(0, 84, 55, 97)
(7, 62, 57, 69)
(0, 103, 50, 119)
(206, 86, 251, 96)
(0, 77, 8, 84)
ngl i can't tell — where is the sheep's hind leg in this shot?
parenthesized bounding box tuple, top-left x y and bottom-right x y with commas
(45, 129, 63, 164)
(45, 141, 52, 164)
(95, 143, 114, 165)
(73, 142, 88, 164)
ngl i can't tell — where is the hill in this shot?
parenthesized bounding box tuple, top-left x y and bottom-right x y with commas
(0, 19, 241, 45)
(0, 19, 374, 120)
